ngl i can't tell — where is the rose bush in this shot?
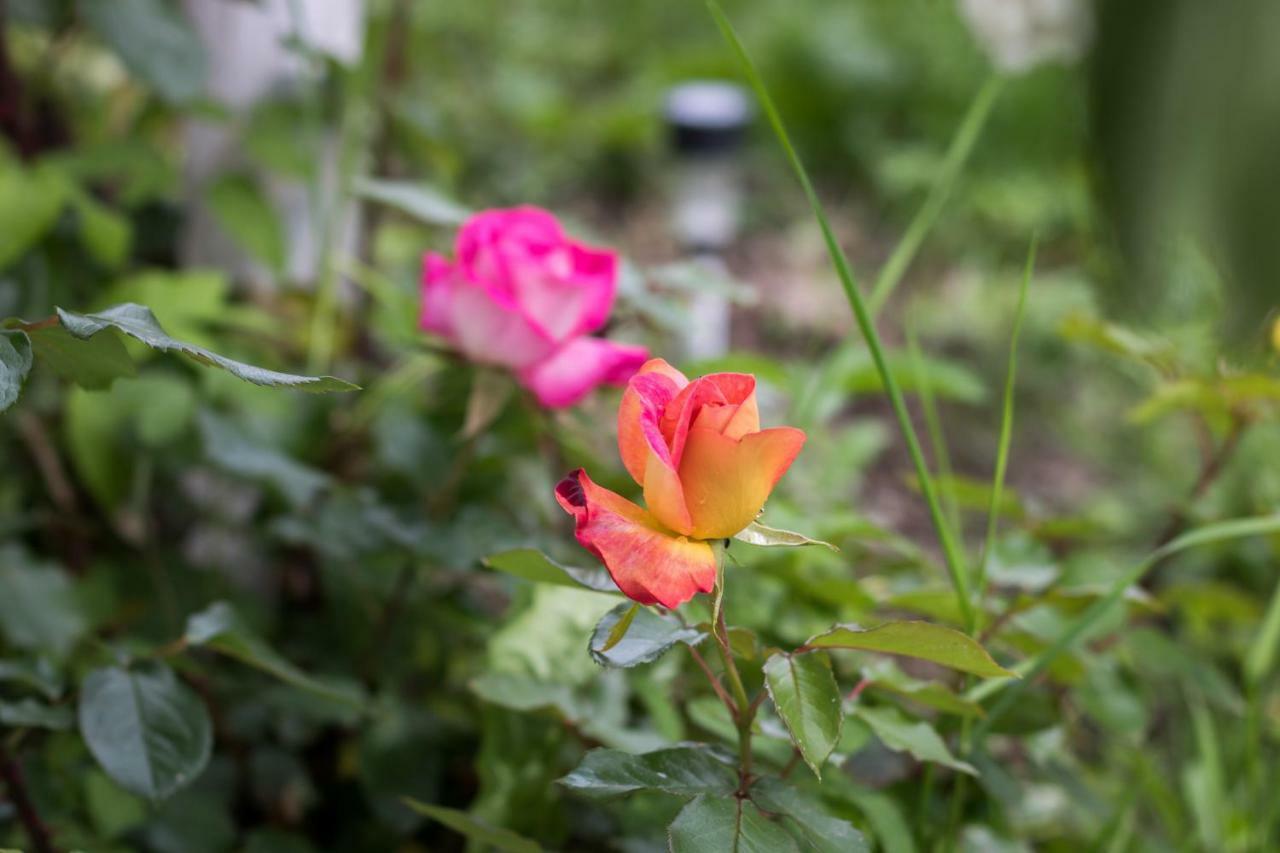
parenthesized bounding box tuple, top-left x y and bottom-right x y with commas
(420, 206, 648, 407)
(556, 358, 806, 607)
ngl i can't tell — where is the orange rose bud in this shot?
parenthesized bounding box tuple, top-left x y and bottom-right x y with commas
(557, 359, 806, 608)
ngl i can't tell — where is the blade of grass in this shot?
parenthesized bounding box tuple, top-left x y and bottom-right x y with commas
(868, 74, 1004, 316)
(906, 317, 961, 534)
(974, 239, 1037, 609)
(1245, 567, 1280, 684)
(971, 513, 1280, 736)
(709, 0, 975, 631)
(793, 73, 1003, 425)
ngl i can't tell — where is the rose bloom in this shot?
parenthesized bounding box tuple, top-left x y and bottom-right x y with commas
(421, 206, 648, 408)
(556, 359, 806, 608)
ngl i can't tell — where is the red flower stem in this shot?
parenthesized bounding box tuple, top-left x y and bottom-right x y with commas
(687, 644, 737, 719)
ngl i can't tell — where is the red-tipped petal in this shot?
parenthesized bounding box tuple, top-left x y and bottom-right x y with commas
(555, 469, 716, 609)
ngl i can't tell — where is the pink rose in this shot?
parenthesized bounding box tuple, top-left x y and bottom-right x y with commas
(421, 206, 648, 408)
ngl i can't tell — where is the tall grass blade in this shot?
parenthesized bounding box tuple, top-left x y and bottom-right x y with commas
(974, 239, 1037, 606)
(707, 0, 975, 631)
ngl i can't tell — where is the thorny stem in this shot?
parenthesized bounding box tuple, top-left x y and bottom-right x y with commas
(0, 740, 57, 853)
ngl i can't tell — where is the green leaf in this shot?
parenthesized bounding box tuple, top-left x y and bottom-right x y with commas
(56, 303, 358, 392)
(560, 745, 737, 798)
(184, 602, 365, 708)
(402, 799, 543, 853)
(78, 662, 213, 801)
(205, 174, 286, 273)
(27, 324, 136, 390)
(589, 603, 706, 668)
(804, 622, 1014, 678)
(733, 521, 838, 552)
(763, 652, 843, 778)
(751, 778, 869, 853)
(353, 178, 471, 227)
(851, 705, 975, 775)
(0, 162, 69, 268)
(0, 329, 32, 411)
(669, 794, 800, 853)
(77, 0, 206, 103)
(72, 189, 132, 268)
(0, 698, 74, 730)
(0, 546, 86, 658)
(483, 548, 620, 594)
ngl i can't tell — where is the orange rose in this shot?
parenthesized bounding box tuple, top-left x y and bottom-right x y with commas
(556, 359, 806, 608)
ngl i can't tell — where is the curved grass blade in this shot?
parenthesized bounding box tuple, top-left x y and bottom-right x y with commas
(707, 0, 974, 630)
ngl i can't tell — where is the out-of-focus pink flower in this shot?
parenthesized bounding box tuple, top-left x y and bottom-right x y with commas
(421, 206, 648, 408)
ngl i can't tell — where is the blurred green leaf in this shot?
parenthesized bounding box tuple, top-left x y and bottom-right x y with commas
(402, 799, 543, 853)
(851, 704, 975, 775)
(205, 174, 286, 273)
(27, 324, 136, 390)
(79, 662, 213, 802)
(57, 304, 358, 392)
(198, 411, 330, 509)
(0, 328, 32, 411)
(764, 651, 843, 778)
(78, 0, 206, 103)
(72, 189, 133, 268)
(560, 745, 737, 798)
(0, 697, 73, 730)
(0, 162, 69, 268)
(589, 603, 706, 668)
(805, 622, 1014, 678)
(0, 546, 86, 658)
(484, 548, 621, 594)
(0, 657, 63, 700)
(184, 602, 365, 708)
(84, 770, 148, 840)
(669, 794, 800, 853)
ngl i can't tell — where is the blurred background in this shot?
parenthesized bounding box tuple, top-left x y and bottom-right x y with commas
(3, 0, 1280, 850)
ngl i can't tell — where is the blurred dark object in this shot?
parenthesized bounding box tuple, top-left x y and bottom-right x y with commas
(1091, 0, 1280, 346)
(663, 81, 752, 359)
